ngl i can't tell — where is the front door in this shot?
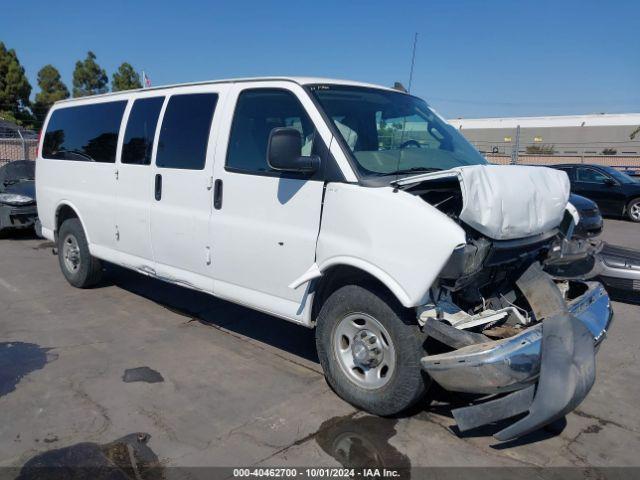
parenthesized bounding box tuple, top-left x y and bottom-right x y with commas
(211, 83, 329, 321)
(150, 87, 224, 291)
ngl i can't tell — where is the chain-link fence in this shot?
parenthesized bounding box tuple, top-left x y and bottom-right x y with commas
(0, 130, 38, 167)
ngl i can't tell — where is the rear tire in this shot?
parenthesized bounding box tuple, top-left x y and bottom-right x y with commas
(57, 218, 102, 288)
(316, 284, 429, 416)
(627, 197, 640, 222)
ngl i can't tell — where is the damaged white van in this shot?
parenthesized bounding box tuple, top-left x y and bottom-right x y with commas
(36, 78, 612, 440)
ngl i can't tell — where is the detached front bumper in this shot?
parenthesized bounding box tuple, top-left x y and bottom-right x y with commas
(421, 279, 613, 441)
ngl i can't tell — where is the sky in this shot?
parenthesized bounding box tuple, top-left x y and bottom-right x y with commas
(3, 0, 639, 119)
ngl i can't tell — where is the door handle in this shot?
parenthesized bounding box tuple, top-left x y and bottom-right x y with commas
(213, 179, 223, 210)
(155, 174, 162, 201)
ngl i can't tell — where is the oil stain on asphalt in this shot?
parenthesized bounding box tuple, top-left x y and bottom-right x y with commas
(16, 432, 164, 480)
(122, 367, 164, 383)
(0, 342, 53, 397)
(315, 414, 411, 477)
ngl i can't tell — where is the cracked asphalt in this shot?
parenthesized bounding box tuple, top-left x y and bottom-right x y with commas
(0, 219, 639, 472)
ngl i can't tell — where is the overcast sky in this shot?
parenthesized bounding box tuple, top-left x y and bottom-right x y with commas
(4, 0, 639, 118)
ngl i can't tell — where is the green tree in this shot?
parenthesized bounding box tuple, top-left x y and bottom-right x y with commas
(72, 51, 108, 97)
(33, 64, 69, 125)
(112, 62, 142, 92)
(0, 42, 32, 126)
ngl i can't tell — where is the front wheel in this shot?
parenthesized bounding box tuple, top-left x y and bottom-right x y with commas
(627, 198, 640, 222)
(316, 284, 429, 416)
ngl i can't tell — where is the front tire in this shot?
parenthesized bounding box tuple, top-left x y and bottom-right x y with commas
(316, 284, 429, 416)
(627, 197, 640, 222)
(57, 218, 102, 288)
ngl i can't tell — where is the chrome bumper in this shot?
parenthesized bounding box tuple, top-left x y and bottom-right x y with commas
(421, 281, 611, 394)
(421, 280, 612, 441)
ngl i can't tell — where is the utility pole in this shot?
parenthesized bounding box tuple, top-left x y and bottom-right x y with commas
(511, 125, 521, 165)
(408, 33, 418, 93)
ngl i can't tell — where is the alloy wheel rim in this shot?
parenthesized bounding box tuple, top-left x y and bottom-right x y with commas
(333, 312, 396, 390)
(631, 202, 640, 221)
(62, 234, 81, 273)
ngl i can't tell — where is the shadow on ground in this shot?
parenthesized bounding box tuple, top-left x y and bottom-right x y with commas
(102, 264, 319, 364)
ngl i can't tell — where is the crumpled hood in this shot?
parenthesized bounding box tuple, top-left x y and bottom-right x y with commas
(398, 164, 570, 240)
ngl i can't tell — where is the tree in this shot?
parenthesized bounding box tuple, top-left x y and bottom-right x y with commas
(112, 62, 142, 92)
(33, 64, 69, 124)
(0, 42, 32, 126)
(72, 51, 108, 97)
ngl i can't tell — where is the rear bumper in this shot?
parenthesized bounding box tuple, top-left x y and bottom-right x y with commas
(421, 281, 612, 440)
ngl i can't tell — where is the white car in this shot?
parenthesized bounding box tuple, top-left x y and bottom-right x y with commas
(36, 77, 612, 440)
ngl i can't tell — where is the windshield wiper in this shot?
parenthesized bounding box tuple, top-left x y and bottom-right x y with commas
(392, 167, 441, 175)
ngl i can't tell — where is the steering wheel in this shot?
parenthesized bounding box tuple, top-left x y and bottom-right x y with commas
(400, 139, 421, 149)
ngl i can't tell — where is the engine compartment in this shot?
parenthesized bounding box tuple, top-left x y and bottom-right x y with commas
(402, 174, 598, 345)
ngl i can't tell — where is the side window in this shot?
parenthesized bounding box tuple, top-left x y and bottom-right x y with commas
(43, 101, 127, 163)
(577, 167, 608, 184)
(156, 93, 218, 170)
(121, 97, 164, 165)
(226, 89, 315, 174)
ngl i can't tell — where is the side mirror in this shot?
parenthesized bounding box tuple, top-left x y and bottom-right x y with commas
(267, 127, 320, 173)
(604, 177, 617, 187)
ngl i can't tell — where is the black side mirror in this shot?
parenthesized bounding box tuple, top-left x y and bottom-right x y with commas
(604, 177, 617, 186)
(267, 127, 320, 173)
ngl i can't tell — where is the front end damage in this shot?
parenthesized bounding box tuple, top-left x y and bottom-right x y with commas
(397, 165, 613, 441)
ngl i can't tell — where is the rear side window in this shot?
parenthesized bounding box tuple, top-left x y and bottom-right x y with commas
(156, 93, 218, 170)
(226, 89, 315, 174)
(43, 101, 127, 163)
(121, 97, 165, 165)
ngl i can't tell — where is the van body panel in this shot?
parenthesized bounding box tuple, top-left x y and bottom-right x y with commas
(316, 182, 467, 307)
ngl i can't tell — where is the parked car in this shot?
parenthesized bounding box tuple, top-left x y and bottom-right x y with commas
(551, 164, 640, 222)
(36, 78, 612, 441)
(0, 160, 38, 234)
(569, 193, 603, 238)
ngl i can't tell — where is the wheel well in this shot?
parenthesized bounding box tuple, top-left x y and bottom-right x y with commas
(55, 204, 79, 239)
(311, 265, 403, 325)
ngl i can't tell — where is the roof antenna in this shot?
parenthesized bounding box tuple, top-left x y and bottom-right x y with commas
(408, 32, 418, 93)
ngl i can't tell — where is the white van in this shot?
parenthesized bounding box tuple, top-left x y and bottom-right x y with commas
(37, 77, 612, 441)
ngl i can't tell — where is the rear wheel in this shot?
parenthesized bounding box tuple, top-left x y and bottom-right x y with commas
(316, 284, 429, 416)
(627, 198, 640, 222)
(57, 218, 102, 288)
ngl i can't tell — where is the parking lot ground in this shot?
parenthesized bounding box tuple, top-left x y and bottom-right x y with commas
(1, 220, 639, 475)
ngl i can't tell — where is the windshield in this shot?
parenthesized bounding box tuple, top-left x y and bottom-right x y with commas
(601, 166, 638, 184)
(309, 85, 487, 178)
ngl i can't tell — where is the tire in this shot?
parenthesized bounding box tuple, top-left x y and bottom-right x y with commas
(627, 197, 640, 222)
(57, 218, 102, 288)
(316, 284, 429, 416)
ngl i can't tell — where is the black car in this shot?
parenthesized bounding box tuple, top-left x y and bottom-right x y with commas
(569, 193, 603, 238)
(551, 164, 640, 222)
(0, 160, 38, 234)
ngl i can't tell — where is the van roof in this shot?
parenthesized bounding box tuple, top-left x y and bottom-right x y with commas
(54, 76, 398, 105)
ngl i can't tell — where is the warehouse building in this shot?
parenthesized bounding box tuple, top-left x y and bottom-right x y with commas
(448, 113, 640, 157)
